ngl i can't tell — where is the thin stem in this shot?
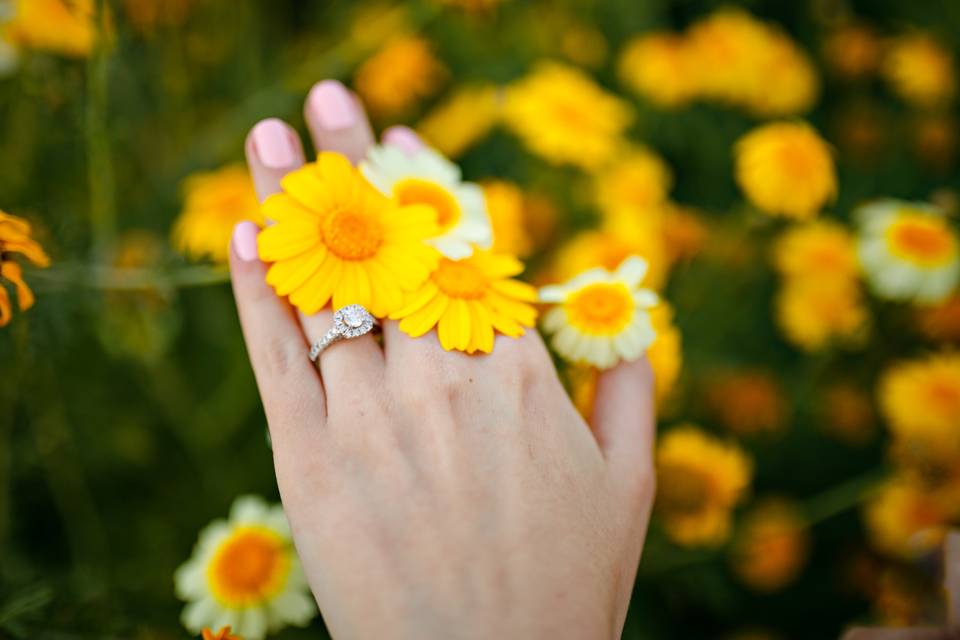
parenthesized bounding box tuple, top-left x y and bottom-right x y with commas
(803, 469, 886, 526)
(29, 263, 230, 291)
(85, 0, 116, 257)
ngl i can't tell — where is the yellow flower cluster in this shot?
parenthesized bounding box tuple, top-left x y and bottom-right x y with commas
(417, 84, 501, 159)
(731, 498, 809, 592)
(882, 34, 956, 109)
(354, 35, 448, 118)
(655, 425, 752, 546)
(1, 0, 96, 58)
(618, 9, 818, 116)
(0, 210, 50, 327)
(771, 221, 868, 351)
(259, 151, 536, 354)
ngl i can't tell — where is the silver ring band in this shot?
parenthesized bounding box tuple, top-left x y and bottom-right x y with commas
(309, 304, 379, 362)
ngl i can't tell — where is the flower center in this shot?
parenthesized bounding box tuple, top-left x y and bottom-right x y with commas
(321, 207, 384, 260)
(657, 463, 710, 515)
(394, 178, 461, 232)
(887, 215, 956, 266)
(565, 283, 634, 335)
(208, 527, 290, 606)
(432, 258, 488, 299)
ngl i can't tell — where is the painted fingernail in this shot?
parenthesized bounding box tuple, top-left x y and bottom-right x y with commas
(383, 126, 425, 156)
(232, 221, 260, 262)
(308, 80, 357, 130)
(251, 118, 297, 169)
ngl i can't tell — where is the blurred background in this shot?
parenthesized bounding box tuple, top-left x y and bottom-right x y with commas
(2, 0, 960, 638)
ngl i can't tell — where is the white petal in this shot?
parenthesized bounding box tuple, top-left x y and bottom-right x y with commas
(231, 495, 269, 523)
(181, 597, 220, 633)
(633, 289, 659, 308)
(268, 588, 318, 628)
(430, 236, 473, 259)
(237, 607, 269, 640)
(616, 256, 649, 287)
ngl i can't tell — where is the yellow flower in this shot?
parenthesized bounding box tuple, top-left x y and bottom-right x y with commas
(772, 221, 858, 283)
(258, 152, 439, 318)
(354, 35, 447, 117)
(823, 23, 881, 79)
(648, 303, 682, 404)
(705, 370, 787, 436)
(172, 165, 262, 263)
(390, 249, 537, 354)
(655, 425, 752, 546)
(361, 144, 492, 259)
(0, 210, 50, 328)
(540, 256, 659, 369)
(503, 61, 632, 170)
(175, 496, 316, 639)
(481, 180, 533, 257)
(735, 121, 836, 220)
(417, 84, 501, 159)
(617, 33, 697, 108)
(883, 34, 956, 109)
(4, 0, 96, 57)
(856, 200, 959, 303)
(731, 499, 809, 592)
(747, 31, 819, 117)
(878, 352, 960, 474)
(201, 627, 241, 640)
(916, 294, 960, 342)
(594, 146, 672, 216)
(775, 279, 868, 351)
(865, 474, 957, 558)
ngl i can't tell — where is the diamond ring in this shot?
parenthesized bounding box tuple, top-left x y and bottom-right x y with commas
(308, 304, 379, 362)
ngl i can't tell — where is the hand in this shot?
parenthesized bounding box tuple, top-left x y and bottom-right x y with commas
(229, 79, 657, 640)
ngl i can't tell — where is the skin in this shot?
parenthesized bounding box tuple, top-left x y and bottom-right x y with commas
(230, 80, 657, 640)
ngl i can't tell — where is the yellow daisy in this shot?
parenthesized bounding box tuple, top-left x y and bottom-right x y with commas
(174, 496, 316, 640)
(503, 61, 633, 170)
(883, 34, 956, 109)
(856, 200, 959, 303)
(655, 425, 753, 547)
(731, 499, 809, 592)
(617, 32, 697, 108)
(865, 474, 958, 558)
(594, 146, 673, 216)
(354, 35, 447, 117)
(416, 84, 501, 159)
(258, 152, 440, 318)
(540, 256, 659, 369)
(772, 220, 859, 284)
(735, 121, 836, 219)
(361, 143, 492, 260)
(173, 165, 262, 263)
(390, 249, 537, 354)
(481, 180, 533, 257)
(775, 278, 868, 351)
(0, 210, 50, 328)
(878, 352, 960, 474)
(4, 0, 96, 58)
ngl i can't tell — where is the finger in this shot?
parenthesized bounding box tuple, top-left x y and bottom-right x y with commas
(591, 357, 656, 498)
(229, 222, 326, 442)
(246, 118, 305, 201)
(304, 79, 375, 165)
(382, 125, 426, 156)
(300, 80, 384, 404)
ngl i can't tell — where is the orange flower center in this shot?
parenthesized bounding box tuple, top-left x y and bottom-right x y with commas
(432, 258, 488, 299)
(321, 208, 384, 260)
(208, 527, 290, 606)
(657, 463, 710, 515)
(886, 215, 956, 266)
(565, 283, 634, 335)
(394, 178, 461, 231)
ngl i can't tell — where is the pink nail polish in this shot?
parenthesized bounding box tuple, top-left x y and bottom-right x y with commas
(251, 118, 297, 169)
(383, 126, 425, 156)
(232, 221, 260, 262)
(308, 80, 357, 130)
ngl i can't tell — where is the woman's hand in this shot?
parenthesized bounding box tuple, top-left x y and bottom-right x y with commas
(229, 79, 657, 640)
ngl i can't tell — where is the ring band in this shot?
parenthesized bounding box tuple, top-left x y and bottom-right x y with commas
(309, 304, 379, 362)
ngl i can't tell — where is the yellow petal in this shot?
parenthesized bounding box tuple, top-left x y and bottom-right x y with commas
(290, 255, 341, 314)
(265, 247, 327, 295)
(258, 222, 320, 261)
(399, 293, 448, 338)
(390, 280, 440, 318)
(262, 193, 322, 224)
(491, 278, 538, 302)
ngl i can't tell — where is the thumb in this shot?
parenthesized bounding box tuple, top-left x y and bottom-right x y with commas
(591, 356, 657, 494)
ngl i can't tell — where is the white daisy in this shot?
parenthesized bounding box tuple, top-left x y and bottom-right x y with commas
(856, 199, 959, 304)
(361, 143, 492, 259)
(540, 255, 660, 369)
(174, 495, 317, 640)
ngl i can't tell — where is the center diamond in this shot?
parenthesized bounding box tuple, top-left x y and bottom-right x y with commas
(341, 306, 367, 328)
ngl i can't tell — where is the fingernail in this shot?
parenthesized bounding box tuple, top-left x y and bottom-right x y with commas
(383, 126, 426, 156)
(251, 118, 297, 169)
(308, 80, 357, 130)
(232, 221, 260, 262)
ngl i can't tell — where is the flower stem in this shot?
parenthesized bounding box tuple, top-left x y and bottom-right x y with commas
(85, 0, 117, 258)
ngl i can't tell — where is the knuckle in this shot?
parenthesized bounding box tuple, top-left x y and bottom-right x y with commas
(257, 334, 305, 380)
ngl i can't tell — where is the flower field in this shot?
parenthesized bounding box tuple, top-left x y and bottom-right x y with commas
(2, 0, 960, 638)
